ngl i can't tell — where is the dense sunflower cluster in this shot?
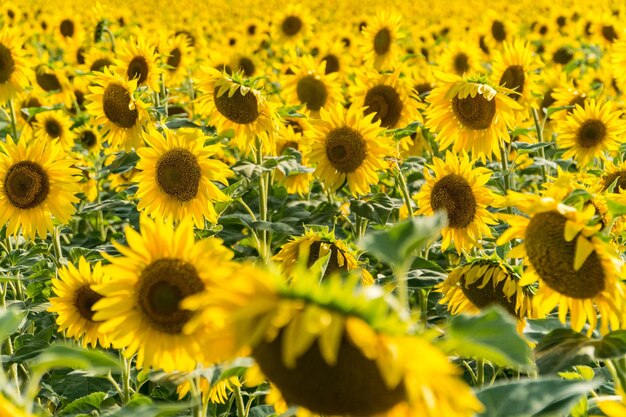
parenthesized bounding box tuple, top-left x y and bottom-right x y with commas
(2, 0, 626, 415)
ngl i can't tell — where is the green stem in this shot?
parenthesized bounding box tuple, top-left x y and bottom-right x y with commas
(233, 385, 247, 417)
(395, 160, 414, 217)
(8, 99, 18, 141)
(52, 226, 63, 265)
(476, 358, 485, 388)
(499, 141, 510, 193)
(418, 288, 430, 327)
(237, 198, 257, 221)
(531, 108, 548, 182)
(255, 143, 270, 262)
(122, 356, 132, 404)
(395, 262, 411, 318)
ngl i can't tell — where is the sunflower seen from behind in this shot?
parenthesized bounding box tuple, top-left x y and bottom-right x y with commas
(308, 104, 390, 196)
(555, 99, 626, 167)
(0, 27, 29, 102)
(135, 127, 233, 228)
(497, 192, 625, 335)
(49, 257, 109, 348)
(425, 72, 521, 161)
(92, 215, 237, 372)
(183, 268, 483, 417)
(85, 67, 151, 151)
(0, 137, 80, 239)
(414, 151, 496, 254)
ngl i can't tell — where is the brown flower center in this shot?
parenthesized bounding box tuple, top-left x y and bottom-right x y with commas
(452, 93, 496, 130)
(499, 65, 525, 101)
(213, 86, 259, 124)
(453, 53, 469, 75)
(525, 210, 605, 299)
(167, 48, 182, 70)
(0, 43, 15, 84)
(491, 20, 506, 41)
(306, 241, 349, 278)
(553, 47, 574, 65)
(459, 266, 518, 316)
(44, 119, 62, 138)
(127, 56, 149, 85)
(80, 130, 97, 148)
(325, 127, 367, 173)
(238, 57, 255, 77)
(281, 16, 303, 37)
(322, 54, 339, 74)
(602, 171, 626, 192)
(36, 67, 62, 92)
(60, 19, 75, 38)
(102, 83, 138, 129)
(137, 259, 204, 334)
(74, 285, 103, 322)
(90, 58, 113, 73)
(577, 119, 606, 148)
(430, 174, 476, 229)
(297, 75, 328, 112)
(4, 161, 50, 209)
(602, 25, 618, 43)
(155, 148, 201, 202)
(364, 85, 403, 128)
(374, 28, 391, 55)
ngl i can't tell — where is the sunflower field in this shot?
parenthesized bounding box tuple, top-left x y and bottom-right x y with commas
(4, 0, 626, 416)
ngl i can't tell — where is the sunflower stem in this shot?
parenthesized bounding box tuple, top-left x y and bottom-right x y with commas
(122, 356, 132, 404)
(233, 385, 247, 417)
(395, 160, 414, 217)
(255, 142, 270, 262)
(418, 288, 430, 327)
(52, 226, 64, 265)
(189, 376, 205, 417)
(8, 99, 18, 141)
(104, 27, 116, 53)
(531, 108, 548, 182)
(476, 357, 485, 388)
(499, 141, 511, 193)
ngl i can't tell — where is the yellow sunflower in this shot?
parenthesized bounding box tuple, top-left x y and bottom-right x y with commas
(307, 104, 391, 196)
(414, 151, 496, 254)
(74, 122, 103, 154)
(176, 375, 241, 404)
(92, 215, 236, 372)
(360, 11, 406, 70)
(425, 72, 521, 161)
(134, 127, 233, 228)
(548, 82, 589, 123)
(274, 120, 313, 196)
(114, 35, 161, 91)
(273, 227, 373, 285)
(556, 99, 626, 167)
(0, 137, 80, 239)
(183, 268, 483, 417)
(271, 5, 314, 47)
(196, 68, 278, 154)
(33, 64, 75, 108)
(0, 395, 29, 417)
(85, 67, 151, 151)
(84, 46, 115, 73)
(611, 39, 626, 92)
(160, 33, 194, 87)
(48, 257, 109, 348)
(0, 27, 29, 102)
(436, 40, 484, 77)
(497, 192, 625, 335)
(349, 67, 422, 130)
(281, 55, 343, 117)
(437, 257, 535, 328)
(31, 109, 74, 150)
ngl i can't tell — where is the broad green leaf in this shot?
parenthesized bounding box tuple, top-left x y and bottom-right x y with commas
(350, 193, 398, 225)
(0, 307, 25, 344)
(606, 198, 626, 218)
(475, 378, 601, 417)
(29, 343, 122, 375)
(441, 307, 533, 368)
(358, 213, 447, 267)
(59, 392, 107, 416)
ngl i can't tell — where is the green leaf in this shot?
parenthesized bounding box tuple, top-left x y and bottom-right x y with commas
(358, 213, 446, 268)
(441, 307, 533, 368)
(59, 392, 107, 416)
(0, 307, 25, 344)
(535, 329, 626, 374)
(511, 141, 552, 154)
(29, 343, 123, 375)
(606, 198, 626, 218)
(475, 378, 601, 417)
(251, 221, 295, 234)
(350, 193, 398, 225)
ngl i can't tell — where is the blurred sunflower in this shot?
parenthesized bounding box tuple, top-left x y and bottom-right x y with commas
(135, 127, 232, 227)
(274, 120, 313, 196)
(0, 395, 29, 417)
(32, 110, 74, 149)
(549, 82, 588, 123)
(308, 104, 390, 196)
(183, 269, 483, 417)
(425, 72, 521, 161)
(611, 39, 626, 92)
(84, 47, 115, 73)
(0, 137, 80, 238)
(49, 257, 109, 348)
(177, 375, 241, 404)
(114, 35, 161, 91)
(436, 40, 483, 77)
(273, 227, 373, 285)
(556, 99, 626, 167)
(282, 55, 343, 117)
(360, 11, 405, 70)
(271, 5, 313, 47)
(85, 67, 151, 151)
(197, 68, 278, 154)
(33, 64, 75, 107)
(0, 27, 29, 102)
(438, 257, 535, 325)
(350, 67, 422, 130)
(74, 122, 103, 154)
(92, 215, 236, 372)
(161, 33, 194, 86)
(498, 193, 625, 335)
(414, 151, 496, 254)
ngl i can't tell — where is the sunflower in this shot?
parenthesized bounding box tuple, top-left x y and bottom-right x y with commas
(437, 257, 535, 324)
(0, 137, 80, 239)
(548, 82, 589, 123)
(556, 99, 626, 167)
(399, 127, 432, 159)
(436, 40, 483, 77)
(349, 67, 422, 130)
(610, 39, 626, 92)
(0, 395, 29, 417)
(281, 55, 343, 117)
(274, 120, 313, 196)
(114, 35, 161, 91)
(424, 72, 521, 161)
(599, 160, 626, 193)
(491, 39, 543, 117)
(135, 127, 233, 228)
(74, 122, 103, 154)
(196, 68, 278, 154)
(31, 109, 74, 149)
(160, 33, 194, 87)
(0, 27, 29, 102)
(176, 375, 241, 404)
(360, 11, 406, 70)
(33, 64, 75, 107)
(92, 215, 237, 372)
(85, 67, 151, 151)
(497, 192, 625, 335)
(271, 5, 313, 47)
(48, 257, 109, 348)
(182, 268, 483, 417)
(273, 227, 373, 285)
(414, 151, 496, 254)
(307, 104, 391, 196)
(84, 46, 115, 73)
